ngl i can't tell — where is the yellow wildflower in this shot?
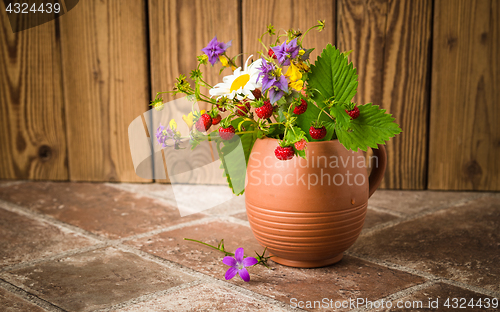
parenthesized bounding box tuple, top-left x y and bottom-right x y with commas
(290, 80, 304, 91)
(219, 55, 229, 67)
(219, 56, 236, 70)
(285, 63, 302, 82)
(169, 119, 177, 130)
(182, 112, 194, 128)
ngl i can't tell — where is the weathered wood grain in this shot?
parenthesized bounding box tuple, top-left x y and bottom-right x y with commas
(338, 0, 432, 189)
(60, 0, 151, 182)
(0, 13, 68, 180)
(242, 0, 336, 63)
(428, 0, 499, 190)
(148, 0, 241, 184)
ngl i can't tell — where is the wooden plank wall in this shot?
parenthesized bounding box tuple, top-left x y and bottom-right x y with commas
(428, 0, 499, 191)
(338, 0, 432, 189)
(0, 0, 499, 191)
(0, 12, 68, 180)
(60, 0, 151, 182)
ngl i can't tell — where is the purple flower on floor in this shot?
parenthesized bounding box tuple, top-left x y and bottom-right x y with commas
(201, 36, 232, 66)
(271, 38, 300, 66)
(223, 248, 258, 282)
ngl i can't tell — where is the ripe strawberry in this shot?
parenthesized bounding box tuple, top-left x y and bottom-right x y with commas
(252, 88, 262, 100)
(268, 48, 277, 59)
(274, 146, 294, 161)
(346, 106, 360, 119)
(196, 113, 212, 132)
(309, 125, 327, 140)
(235, 100, 251, 116)
(294, 139, 307, 151)
(293, 99, 308, 115)
(218, 125, 236, 140)
(211, 114, 221, 125)
(255, 101, 273, 119)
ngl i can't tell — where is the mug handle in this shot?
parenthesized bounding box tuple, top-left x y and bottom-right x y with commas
(368, 144, 387, 198)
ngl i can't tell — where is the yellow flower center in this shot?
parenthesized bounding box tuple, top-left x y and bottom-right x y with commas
(230, 74, 250, 92)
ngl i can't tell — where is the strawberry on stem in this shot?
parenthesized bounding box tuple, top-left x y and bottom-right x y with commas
(212, 114, 222, 125)
(196, 113, 212, 132)
(346, 106, 360, 119)
(293, 99, 308, 115)
(309, 123, 327, 140)
(294, 139, 307, 151)
(274, 145, 294, 161)
(255, 101, 273, 119)
(219, 125, 236, 140)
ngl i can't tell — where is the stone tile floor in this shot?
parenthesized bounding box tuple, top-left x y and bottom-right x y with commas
(0, 181, 498, 311)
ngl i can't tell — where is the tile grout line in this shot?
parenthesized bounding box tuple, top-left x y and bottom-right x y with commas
(106, 182, 249, 219)
(0, 199, 107, 243)
(105, 183, 178, 206)
(346, 251, 500, 299)
(117, 216, 220, 243)
(366, 204, 406, 217)
(0, 278, 68, 312)
(93, 280, 205, 312)
(0, 243, 109, 273)
(359, 193, 488, 237)
(348, 280, 438, 312)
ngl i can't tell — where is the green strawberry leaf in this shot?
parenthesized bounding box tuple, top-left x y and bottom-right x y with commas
(329, 104, 351, 130)
(296, 102, 335, 141)
(284, 126, 306, 145)
(336, 103, 402, 152)
(308, 44, 358, 106)
(295, 148, 306, 159)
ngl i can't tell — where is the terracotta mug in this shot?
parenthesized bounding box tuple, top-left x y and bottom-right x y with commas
(245, 138, 387, 268)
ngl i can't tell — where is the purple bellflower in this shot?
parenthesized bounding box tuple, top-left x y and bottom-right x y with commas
(201, 36, 232, 66)
(268, 76, 289, 104)
(257, 58, 277, 92)
(271, 38, 300, 66)
(223, 248, 258, 282)
(156, 124, 182, 149)
(257, 58, 289, 104)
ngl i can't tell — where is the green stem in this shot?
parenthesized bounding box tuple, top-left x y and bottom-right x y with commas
(183, 238, 234, 256)
(235, 131, 256, 135)
(299, 25, 320, 46)
(183, 238, 272, 268)
(223, 52, 238, 69)
(258, 38, 268, 52)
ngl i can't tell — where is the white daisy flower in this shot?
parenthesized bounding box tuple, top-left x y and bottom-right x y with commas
(209, 55, 262, 101)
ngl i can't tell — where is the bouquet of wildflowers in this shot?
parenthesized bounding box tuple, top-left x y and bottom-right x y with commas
(151, 21, 401, 195)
